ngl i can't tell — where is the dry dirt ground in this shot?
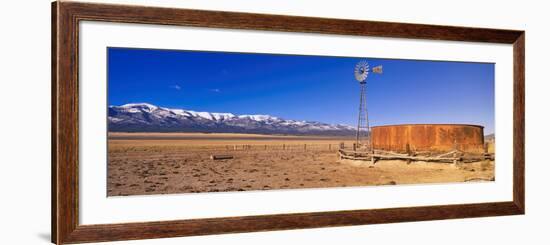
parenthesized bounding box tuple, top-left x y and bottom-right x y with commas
(107, 133, 495, 196)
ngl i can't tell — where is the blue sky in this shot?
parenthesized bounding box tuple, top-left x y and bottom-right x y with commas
(108, 47, 495, 134)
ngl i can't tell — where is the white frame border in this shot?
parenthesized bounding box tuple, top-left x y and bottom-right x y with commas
(79, 21, 513, 225)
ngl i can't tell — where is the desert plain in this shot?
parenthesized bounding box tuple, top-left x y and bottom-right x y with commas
(107, 132, 495, 196)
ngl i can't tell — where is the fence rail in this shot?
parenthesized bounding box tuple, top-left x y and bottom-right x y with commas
(220, 143, 344, 152)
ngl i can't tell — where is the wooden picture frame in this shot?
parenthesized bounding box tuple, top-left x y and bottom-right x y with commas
(52, 1, 525, 244)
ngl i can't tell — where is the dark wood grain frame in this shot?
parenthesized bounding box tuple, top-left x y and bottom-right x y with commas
(52, 1, 525, 244)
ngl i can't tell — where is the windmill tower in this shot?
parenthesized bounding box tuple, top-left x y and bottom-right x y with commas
(354, 60, 382, 151)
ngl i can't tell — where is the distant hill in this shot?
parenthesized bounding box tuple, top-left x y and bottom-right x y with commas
(108, 103, 356, 136)
(485, 134, 495, 142)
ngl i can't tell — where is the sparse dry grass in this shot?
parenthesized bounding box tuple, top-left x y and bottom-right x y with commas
(107, 133, 495, 196)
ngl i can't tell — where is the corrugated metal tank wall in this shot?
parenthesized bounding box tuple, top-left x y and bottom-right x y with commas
(371, 124, 485, 153)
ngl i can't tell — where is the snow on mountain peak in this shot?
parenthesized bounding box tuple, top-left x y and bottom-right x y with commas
(211, 113, 236, 121)
(120, 103, 157, 108)
(238, 114, 278, 121)
(181, 110, 236, 121)
(117, 103, 159, 113)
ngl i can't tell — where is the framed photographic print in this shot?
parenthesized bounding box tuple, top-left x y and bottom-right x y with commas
(52, 1, 525, 244)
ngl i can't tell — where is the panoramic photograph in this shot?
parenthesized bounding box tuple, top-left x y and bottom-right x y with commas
(107, 47, 495, 197)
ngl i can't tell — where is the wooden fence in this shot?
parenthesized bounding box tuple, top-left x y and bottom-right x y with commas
(220, 143, 343, 152)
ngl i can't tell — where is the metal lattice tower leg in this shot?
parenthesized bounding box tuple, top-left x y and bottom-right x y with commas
(356, 83, 371, 151)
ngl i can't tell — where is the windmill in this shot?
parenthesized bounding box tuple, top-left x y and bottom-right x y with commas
(354, 59, 382, 151)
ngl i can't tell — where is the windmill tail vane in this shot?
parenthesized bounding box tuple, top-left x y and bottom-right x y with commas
(372, 65, 383, 74)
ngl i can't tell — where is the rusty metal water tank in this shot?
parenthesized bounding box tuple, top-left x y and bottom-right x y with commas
(371, 124, 485, 153)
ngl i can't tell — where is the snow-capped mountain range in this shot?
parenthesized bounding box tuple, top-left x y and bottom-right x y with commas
(108, 103, 356, 135)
